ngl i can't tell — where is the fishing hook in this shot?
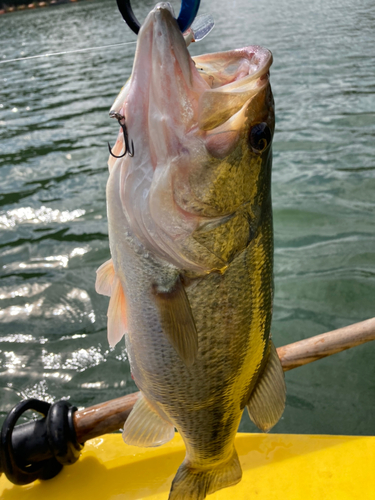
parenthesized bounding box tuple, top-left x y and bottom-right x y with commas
(115, 0, 201, 35)
(108, 111, 134, 159)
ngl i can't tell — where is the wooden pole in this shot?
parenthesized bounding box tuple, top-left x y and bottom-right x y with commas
(74, 392, 139, 442)
(74, 317, 375, 443)
(277, 316, 375, 371)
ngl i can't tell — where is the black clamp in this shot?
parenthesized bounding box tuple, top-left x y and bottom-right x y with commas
(0, 398, 83, 485)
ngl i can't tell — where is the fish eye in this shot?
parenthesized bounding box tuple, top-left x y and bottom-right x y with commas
(249, 122, 272, 153)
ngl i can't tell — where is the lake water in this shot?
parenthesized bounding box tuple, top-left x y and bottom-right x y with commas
(0, 0, 374, 436)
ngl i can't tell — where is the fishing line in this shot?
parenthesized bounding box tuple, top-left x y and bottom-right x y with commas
(0, 14, 214, 66)
(0, 41, 137, 65)
(0, 13, 214, 67)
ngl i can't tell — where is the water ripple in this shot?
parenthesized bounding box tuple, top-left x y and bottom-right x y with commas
(0, 0, 374, 436)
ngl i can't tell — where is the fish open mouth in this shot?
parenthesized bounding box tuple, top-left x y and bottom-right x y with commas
(193, 46, 272, 131)
(114, 2, 273, 151)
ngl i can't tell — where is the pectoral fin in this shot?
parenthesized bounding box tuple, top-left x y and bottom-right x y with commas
(107, 277, 127, 347)
(153, 276, 198, 367)
(95, 259, 116, 297)
(246, 341, 286, 432)
(123, 392, 175, 447)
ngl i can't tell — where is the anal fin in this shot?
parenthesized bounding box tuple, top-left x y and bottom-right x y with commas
(123, 392, 174, 447)
(153, 275, 198, 367)
(246, 340, 286, 432)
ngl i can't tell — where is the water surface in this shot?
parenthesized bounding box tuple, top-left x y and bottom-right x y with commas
(0, 0, 374, 435)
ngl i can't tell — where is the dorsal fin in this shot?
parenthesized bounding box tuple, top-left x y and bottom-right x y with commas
(95, 259, 116, 297)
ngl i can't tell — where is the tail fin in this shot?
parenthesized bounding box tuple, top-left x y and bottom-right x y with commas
(168, 447, 242, 500)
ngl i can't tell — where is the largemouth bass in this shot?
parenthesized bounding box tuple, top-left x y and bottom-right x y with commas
(96, 3, 286, 499)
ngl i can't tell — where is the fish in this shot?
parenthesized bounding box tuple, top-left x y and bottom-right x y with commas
(95, 2, 286, 499)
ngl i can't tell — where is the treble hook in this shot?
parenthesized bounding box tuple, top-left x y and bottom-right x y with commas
(108, 111, 134, 159)
(116, 0, 201, 35)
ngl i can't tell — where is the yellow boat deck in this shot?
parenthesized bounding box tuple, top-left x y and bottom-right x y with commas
(1, 433, 374, 499)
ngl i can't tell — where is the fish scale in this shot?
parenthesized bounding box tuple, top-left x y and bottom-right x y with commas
(95, 3, 285, 499)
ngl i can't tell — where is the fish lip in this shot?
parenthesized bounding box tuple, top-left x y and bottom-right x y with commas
(234, 45, 273, 83)
(147, 2, 176, 23)
(153, 2, 174, 13)
(195, 45, 273, 92)
(239, 45, 273, 77)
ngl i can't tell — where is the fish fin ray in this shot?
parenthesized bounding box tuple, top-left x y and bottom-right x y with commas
(95, 259, 116, 296)
(169, 447, 241, 500)
(123, 392, 174, 447)
(246, 340, 286, 432)
(153, 276, 198, 367)
(107, 277, 127, 347)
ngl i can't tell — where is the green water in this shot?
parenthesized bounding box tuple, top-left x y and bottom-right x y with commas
(0, 0, 374, 435)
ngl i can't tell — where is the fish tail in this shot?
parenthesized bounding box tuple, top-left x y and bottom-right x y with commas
(168, 447, 242, 500)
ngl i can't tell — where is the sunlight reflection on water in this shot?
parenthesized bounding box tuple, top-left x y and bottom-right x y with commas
(0, 206, 85, 228)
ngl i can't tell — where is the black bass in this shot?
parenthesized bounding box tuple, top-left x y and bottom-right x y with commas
(96, 3, 286, 499)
